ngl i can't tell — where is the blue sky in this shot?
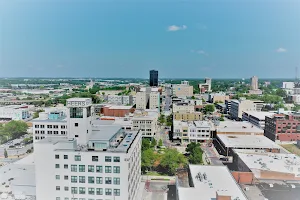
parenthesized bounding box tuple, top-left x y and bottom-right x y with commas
(0, 0, 299, 78)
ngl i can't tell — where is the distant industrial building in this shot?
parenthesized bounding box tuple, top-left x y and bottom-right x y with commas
(149, 70, 158, 86)
(0, 105, 30, 121)
(264, 113, 300, 141)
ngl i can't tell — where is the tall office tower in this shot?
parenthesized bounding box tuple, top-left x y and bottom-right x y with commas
(149, 70, 158, 86)
(204, 78, 212, 91)
(251, 76, 259, 90)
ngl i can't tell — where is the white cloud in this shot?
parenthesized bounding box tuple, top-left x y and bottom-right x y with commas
(167, 25, 187, 32)
(191, 49, 208, 56)
(276, 48, 287, 53)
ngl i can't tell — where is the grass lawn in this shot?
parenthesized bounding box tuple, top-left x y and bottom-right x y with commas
(281, 144, 300, 156)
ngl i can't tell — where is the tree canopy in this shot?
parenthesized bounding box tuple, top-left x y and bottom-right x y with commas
(186, 142, 203, 164)
(0, 121, 28, 143)
(160, 148, 187, 175)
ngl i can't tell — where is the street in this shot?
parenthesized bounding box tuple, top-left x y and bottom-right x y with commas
(0, 134, 33, 157)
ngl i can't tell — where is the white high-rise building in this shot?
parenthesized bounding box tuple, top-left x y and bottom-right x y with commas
(34, 98, 142, 200)
(135, 89, 160, 111)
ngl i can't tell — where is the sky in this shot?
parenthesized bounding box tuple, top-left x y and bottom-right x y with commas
(0, 0, 300, 78)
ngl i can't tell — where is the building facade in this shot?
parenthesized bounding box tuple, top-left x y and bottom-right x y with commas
(132, 111, 158, 138)
(34, 98, 142, 200)
(230, 99, 263, 120)
(173, 112, 203, 121)
(107, 95, 134, 105)
(264, 113, 300, 141)
(173, 103, 194, 113)
(172, 81, 194, 97)
(241, 111, 274, 129)
(0, 105, 30, 121)
(250, 76, 258, 90)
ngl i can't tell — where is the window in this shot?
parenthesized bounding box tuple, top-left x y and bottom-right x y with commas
(48, 131, 53, 134)
(35, 130, 39, 134)
(64, 198, 69, 200)
(105, 177, 111, 184)
(55, 155, 59, 159)
(56, 186, 60, 191)
(70, 107, 83, 118)
(79, 187, 86, 194)
(114, 189, 120, 196)
(47, 125, 52, 128)
(64, 186, 69, 191)
(64, 155, 68, 159)
(88, 188, 95, 195)
(61, 125, 66, 129)
(71, 187, 78, 194)
(113, 166, 120, 173)
(105, 188, 112, 196)
(55, 164, 60, 168)
(75, 155, 81, 161)
(79, 176, 85, 183)
(96, 188, 103, 195)
(56, 197, 60, 200)
(105, 166, 112, 173)
(61, 131, 66, 135)
(113, 177, 120, 185)
(88, 165, 94, 172)
(56, 175, 60, 180)
(54, 131, 59, 134)
(64, 164, 68, 169)
(54, 125, 58, 129)
(105, 156, 111, 162)
(75, 135, 79, 138)
(96, 177, 102, 184)
(64, 176, 68, 180)
(71, 176, 78, 183)
(113, 157, 120, 162)
(71, 165, 77, 172)
(35, 125, 39, 128)
(92, 156, 98, 162)
(41, 125, 45, 128)
(41, 130, 45, 134)
(79, 165, 85, 172)
(96, 166, 102, 173)
(88, 176, 95, 184)
(75, 122, 79, 126)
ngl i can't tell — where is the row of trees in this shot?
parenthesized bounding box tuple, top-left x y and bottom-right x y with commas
(0, 121, 28, 144)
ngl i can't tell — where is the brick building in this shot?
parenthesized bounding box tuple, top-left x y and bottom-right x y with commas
(264, 113, 300, 142)
(101, 105, 135, 117)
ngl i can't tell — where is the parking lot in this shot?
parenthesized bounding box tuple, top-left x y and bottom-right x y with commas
(0, 134, 33, 157)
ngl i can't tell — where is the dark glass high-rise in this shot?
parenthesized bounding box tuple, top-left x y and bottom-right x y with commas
(149, 70, 158, 86)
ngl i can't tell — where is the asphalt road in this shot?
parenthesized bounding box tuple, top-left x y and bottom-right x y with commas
(0, 134, 33, 157)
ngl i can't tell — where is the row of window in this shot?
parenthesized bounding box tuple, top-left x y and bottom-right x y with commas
(55, 155, 120, 162)
(56, 187, 120, 196)
(35, 125, 67, 129)
(55, 164, 120, 173)
(35, 136, 45, 140)
(35, 130, 66, 135)
(59, 175, 120, 185)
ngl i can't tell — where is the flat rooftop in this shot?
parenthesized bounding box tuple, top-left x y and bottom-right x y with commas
(234, 149, 300, 178)
(177, 165, 247, 200)
(243, 111, 274, 120)
(216, 121, 264, 133)
(0, 154, 36, 199)
(90, 125, 122, 141)
(217, 134, 281, 149)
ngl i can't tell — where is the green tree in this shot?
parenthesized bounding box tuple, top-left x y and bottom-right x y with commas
(141, 148, 157, 173)
(158, 139, 163, 147)
(4, 148, 8, 158)
(276, 88, 287, 97)
(2, 121, 28, 140)
(158, 114, 165, 124)
(204, 104, 215, 113)
(220, 117, 225, 121)
(160, 148, 187, 175)
(186, 142, 203, 164)
(166, 115, 173, 127)
(151, 138, 157, 148)
(142, 139, 151, 151)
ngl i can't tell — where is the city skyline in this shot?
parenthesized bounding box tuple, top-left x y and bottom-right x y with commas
(1, 0, 300, 78)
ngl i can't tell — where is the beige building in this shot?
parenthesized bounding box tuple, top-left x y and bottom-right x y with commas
(172, 81, 193, 97)
(209, 94, 230, 103)
(174, 112, 203, 121)
(230, 99, 263, 120)
(135, 90, 160, 110)
(135, 92, 148, 109)
(173, 102, 194, 113)
(251, 76, 258, 90)
(149, 92, 160, 110)
(199, 77, 212, 93)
